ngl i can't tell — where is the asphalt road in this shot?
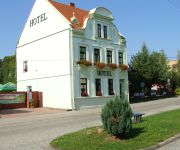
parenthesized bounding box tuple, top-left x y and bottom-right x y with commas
(0, 97, 180, 150)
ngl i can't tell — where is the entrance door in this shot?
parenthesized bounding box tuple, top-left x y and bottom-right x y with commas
(119, 79, 124, 97)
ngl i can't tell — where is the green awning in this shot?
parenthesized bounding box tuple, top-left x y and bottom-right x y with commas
(0, 82, 16, 92)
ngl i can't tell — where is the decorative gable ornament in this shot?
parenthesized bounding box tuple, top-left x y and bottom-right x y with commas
(70, 12, 79, 25)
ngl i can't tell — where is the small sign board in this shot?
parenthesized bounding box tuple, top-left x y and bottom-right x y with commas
(0, 93, 26, 104)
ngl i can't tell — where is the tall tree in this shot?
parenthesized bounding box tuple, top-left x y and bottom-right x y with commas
(0, 59, 3, 83)
(0, 55, 16, 84)
(130, 44, 169, 91)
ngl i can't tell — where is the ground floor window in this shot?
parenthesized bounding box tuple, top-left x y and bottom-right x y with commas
(80, 78, 88, 96)
(95, 79, 102, 96)
(119, 79, 124, 97)
(108, 79, 114, 95)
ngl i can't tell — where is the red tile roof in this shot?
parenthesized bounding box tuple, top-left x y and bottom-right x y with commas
(49, 0, 90, 29)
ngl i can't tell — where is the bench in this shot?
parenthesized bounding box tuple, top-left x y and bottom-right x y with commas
(133, 113, 145, 123)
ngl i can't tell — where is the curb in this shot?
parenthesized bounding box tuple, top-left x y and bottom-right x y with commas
(143, 133, 180, 150)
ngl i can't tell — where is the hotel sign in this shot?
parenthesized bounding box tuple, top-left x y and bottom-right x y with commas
(30, 13, 48, 27)
(97, 70, 112, 76)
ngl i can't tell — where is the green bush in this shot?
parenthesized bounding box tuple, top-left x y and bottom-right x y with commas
(175, 88, 180, 95)
(101, 96, 133, 137)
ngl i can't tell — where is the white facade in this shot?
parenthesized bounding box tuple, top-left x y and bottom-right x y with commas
(16, 0, 128, 109)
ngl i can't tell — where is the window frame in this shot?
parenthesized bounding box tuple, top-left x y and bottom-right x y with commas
(107, 50, 112, 64)
(97, 24, 101, 38)
(94, 48, 100, 63)
(108, 78, 114, 95)
(103, 25, 107, 39)
(118, 52, 123, 65)
(80, 46, 86, 61)
(95, 78, 102, 96)
(23, 61, 28, 73)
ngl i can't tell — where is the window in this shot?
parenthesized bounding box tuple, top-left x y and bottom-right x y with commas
(97, 24, 101, 38)
(108, 79, 114, 95)
(107, 50, 112, 64)
(94, 48, 100, 62)
(23, 61, 28, 72)
(119, 52, 123, 64)
(103, 25, 107, 39)
(80, 78, 88, 96)
(80, 46, 86, 60)
(95, 79, 102, 96)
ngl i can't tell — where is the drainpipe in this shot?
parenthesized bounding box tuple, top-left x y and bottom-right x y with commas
(69, 28, 75, 109)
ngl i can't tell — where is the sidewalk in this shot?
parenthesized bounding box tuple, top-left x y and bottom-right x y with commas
(0, 107, 65, 118)
(156, 138, 180, 150)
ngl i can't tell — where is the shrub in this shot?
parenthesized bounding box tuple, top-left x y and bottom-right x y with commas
(101, 96, 133, 137)
(175, 88, 180, 95)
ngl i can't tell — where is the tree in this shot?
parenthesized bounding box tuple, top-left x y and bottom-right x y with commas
(0, 55, 16, 84)
(0, 59, 3, 83)
(130, 44, 169, 92)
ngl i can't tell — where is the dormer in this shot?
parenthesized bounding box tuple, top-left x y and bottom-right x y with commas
(71, 12, 79, 25)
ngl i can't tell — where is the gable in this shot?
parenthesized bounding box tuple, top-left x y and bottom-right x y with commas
(89, 7, 113, 21)
(17, 0, 70, 47)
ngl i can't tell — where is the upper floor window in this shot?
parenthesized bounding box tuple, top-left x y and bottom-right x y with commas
(23, 61, 28, 72)
(94, 48, 100, 62)
(107, 50, 112, 64)
(80, 46, 86, 60)
(103, 25, 107, 39)
(97, 24, 101, 38)
(118, 52, 123, 64)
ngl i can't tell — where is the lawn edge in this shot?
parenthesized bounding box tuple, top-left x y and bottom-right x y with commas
(143, 133, 180, 150)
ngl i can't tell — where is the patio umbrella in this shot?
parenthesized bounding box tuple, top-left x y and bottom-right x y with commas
(0, 82, 16, 92)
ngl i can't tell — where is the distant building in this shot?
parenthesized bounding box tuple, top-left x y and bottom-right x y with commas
(16, 0, 128, 109)
(168, 60, 178, 71)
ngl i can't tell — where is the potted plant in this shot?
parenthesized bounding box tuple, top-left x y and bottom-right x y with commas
(119, 64, 128, 71)
(81, 91, 88, 97)
(94, 62, 106, 69)
(107, 63, 117, 69)
(96, 91, 102, 96)
(77, 60, 92, 66)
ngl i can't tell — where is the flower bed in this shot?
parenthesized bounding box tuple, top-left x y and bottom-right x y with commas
(119, 64, 128, 71)
(81, 91, 88, 97)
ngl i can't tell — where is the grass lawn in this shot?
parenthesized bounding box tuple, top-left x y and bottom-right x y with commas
(51, 109, 180, 150)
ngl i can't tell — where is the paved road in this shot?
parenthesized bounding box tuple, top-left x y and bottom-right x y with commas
(156, 138, 180, 150)
(0, 97, 179, 150)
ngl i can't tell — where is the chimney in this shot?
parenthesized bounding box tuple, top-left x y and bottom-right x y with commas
(69, 2, 75, 7)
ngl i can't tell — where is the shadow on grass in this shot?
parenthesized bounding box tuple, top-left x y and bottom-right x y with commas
(124, 127, 145, 140)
